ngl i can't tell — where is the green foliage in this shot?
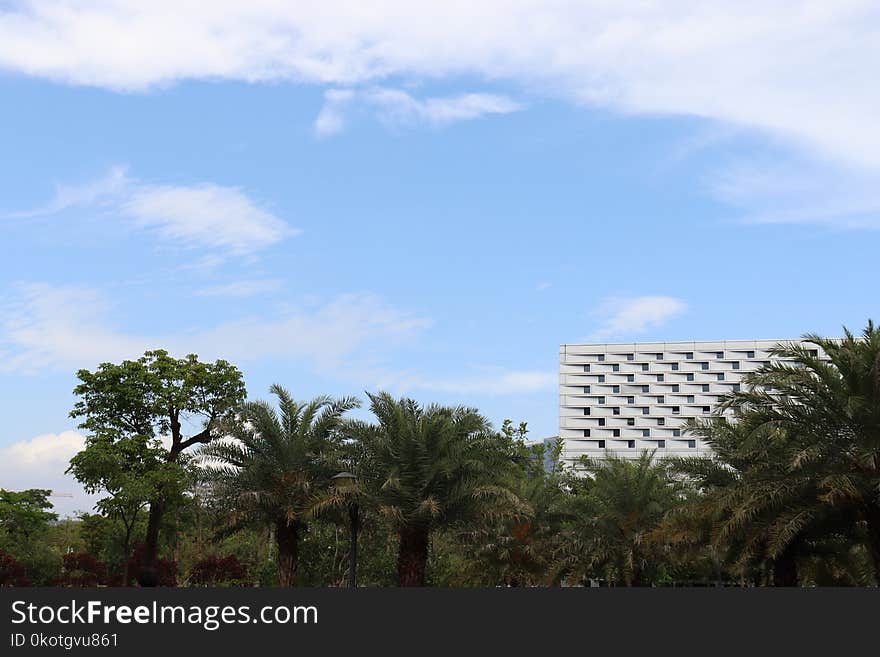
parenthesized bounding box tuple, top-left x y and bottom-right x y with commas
(0, 489, 62, 585)
(199, 384, 359, 585)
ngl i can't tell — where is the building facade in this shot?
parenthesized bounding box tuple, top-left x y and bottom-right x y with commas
(558, 339, 818, 468)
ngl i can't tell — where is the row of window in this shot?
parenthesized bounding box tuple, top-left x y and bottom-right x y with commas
(583, 362, 744, 374)
(589, 351, 757, 362)
(582, 428, 683, 438)
(583, 382, 741, 393)
(581, 392, 732, 407)
(588, 438, 698, 449)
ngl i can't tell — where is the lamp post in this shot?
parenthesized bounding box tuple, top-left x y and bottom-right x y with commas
(332, 471, 359, 588)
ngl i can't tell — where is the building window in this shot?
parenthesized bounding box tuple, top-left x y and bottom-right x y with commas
(642, 407, 650, 415)
(657, 374, 664, 382)
(598, 375, 605, 383)
(612, 385, 620, 393)
(657, 396, 665, 404)
(686, 352, 694, 360)
(733, 384, 741, 391)
(583, 408, 591, 415)
(671, 363, 679, 371)
(656, 353, 664, 360)
(808, 349, 818, 357)
(732, 362, 740, 370)
(746, 351, 755, 359)
(686, 374, 694, 381)
(612, 364, 620, 372)
(701, 362, 709, 370)
(658, 418, 665, 426)
(717, 373, 725, 381)
(627, 440, 636, 448)
(583, 429, 590, 437)
(701, 384, 710, 392)
(702, 406, 710, 414)
(642, 429, 650, 437)
(673, 429, 681, 437)
(627, 396, 635, 404)
(598, 354, 606, 362)
(687, 440, 696, 448)
(584, 364, 590, 372)
(672, 385, 680, 392)
(657, 440, 666, 448)
(626, 353, 634, 361)
(687, 396, 695, 403)
(641, 385, 649, 393)
(583, 386, 591, 393)
(613, 429, 620, 437)
(627, 418, 635, 426)
(672, 406, 680, 415)
(598, 418, 606, 426)
(642, 363, 649, 371)
(598, 396, 605, 404)
(716, 352, 724, 359)
(627, 374, 634, 382)
(597, 440, 606, 448)
(613, 407, 621, 415)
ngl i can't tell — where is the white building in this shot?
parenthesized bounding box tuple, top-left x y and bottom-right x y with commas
(558, 339, 820, 468)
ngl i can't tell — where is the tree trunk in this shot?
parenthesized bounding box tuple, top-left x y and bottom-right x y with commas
(276, 519, 301, 587)
(863, 502, 880, 585)
(772, 543, 799, 587)
(138, 497, 166, 586)
(397, 527, 429, 587)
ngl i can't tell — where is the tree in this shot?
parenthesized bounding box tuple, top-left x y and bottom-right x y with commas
(720, 322, 880, 583)
(0, 489, 61, 585)
(70, 350, 246, 581)
(199, 385, 358, 586)
(342, 393, 521, 586)
(553, 452, 682, 587)
(67, 434, 190, 585)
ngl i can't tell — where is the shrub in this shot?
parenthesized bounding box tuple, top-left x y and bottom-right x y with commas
(0, 549, 31, 587)
(189, 555, 249, 587)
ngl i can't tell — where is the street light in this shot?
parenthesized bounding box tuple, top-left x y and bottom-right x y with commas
(333, 471, 358, 588)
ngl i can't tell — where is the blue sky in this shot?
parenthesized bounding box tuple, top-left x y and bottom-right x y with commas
(1, 2, 878, 514)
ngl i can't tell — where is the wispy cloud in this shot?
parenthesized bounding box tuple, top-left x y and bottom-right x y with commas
(194, 279, 283, 298)
(412, 369, 556, 396)
(315, 87, 521, 137)
(588, 296, 687, 341)
(8, 167, 296, 255)
(1, 4, 878, 171)
(0, 431, 97, 517)
(710, 155, 880, 229)
(0, 283, 432, 378)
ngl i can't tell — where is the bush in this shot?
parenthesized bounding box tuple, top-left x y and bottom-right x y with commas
(122, 545, 178, 587)
(55, 552, 109, 587)
(0, 549, 31, 587)
(189, 555, 249, 587)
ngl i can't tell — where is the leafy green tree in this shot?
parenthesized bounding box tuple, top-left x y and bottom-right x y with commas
(70, 349, 246, 579)
(341, 393, 521, 586)
(707, 322, 880, 583)
(553, 452, 682, 586)
(0, 489, 61, 584)
(68, 434, 190, 584)
(199, 385, 358, 586)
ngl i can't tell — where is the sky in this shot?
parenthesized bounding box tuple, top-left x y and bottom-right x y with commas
(1, 1, 878, 515)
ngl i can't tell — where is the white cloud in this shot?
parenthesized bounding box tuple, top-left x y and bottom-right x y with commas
(710, 155, 880, 229)
(588, 296, 687, 341)
(11, 167, 296, 255)
(1, 2, 878, 175)
(314, 87, 521, 136)
(412, 369, 556, 396)
(0, 283, 432, 378)
(194, 279, 283, 298)
(0, 431, 98, 518)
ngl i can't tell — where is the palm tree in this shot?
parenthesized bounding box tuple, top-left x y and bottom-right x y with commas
(199, 385, 359, 586)
(552, 451, 682, 587)
(343, 393, 520, 587)
(722, 321, 880, 582)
